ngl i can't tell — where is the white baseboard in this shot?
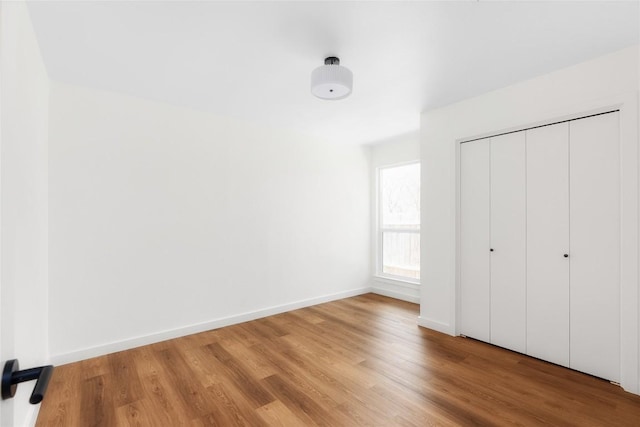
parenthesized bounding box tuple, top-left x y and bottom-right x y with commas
(371, 276, 420, 304)
(371, 287, 420, 304)
(417, 316, 455, 336)
(51, 287, 372, 366)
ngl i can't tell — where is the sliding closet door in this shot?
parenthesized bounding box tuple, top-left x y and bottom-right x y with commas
(526, 123, 570, 367)
(460, 139, 490, 341)
(569, 112, 620, 382)
(490, 132, 526, 353)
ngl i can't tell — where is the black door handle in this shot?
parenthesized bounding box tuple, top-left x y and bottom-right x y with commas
(1, 359, 54, 404)
(490, 248, 494, 252)
(564, 254, 569, 258)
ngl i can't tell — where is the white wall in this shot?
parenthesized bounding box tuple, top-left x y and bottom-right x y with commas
(420, 46, 639, 394)
(0, 2, 50, 426)
(370, 133, 420, 168)
(369, 132, 420, 303)
(48, 82, 371, 363)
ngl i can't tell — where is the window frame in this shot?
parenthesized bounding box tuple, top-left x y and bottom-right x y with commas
(375, 160, 421, 285)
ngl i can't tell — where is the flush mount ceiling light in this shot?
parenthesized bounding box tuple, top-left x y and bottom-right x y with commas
(311, 57, 353, 100)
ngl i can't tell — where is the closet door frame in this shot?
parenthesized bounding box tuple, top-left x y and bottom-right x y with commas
(454, 94, 639, 394)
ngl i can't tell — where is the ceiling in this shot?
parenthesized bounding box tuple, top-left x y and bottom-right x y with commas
(27, 1, 639, 145)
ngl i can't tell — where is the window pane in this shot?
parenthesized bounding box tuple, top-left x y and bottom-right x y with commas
(382, 231, 420, 280)
(381, 163, 420, 229)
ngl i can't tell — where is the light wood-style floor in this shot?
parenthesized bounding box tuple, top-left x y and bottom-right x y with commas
(37, 294, 640, 426)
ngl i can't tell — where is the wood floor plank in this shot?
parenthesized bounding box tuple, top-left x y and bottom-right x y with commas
(255, 400, 308, 426)
(36, 294, 640, 426)
(114, 398, 174, 427)
(35, 363, 82, 427)
(211, 333, 278, 380)
(109, 350, 145, 407)
(79, 375, 114, 427)
(261, 374, 343, 427)
(203, 342, 275, 408)
(179, 345, 229, 388)
(244, 341, 345, 412)
(133, 347, 190, 426)
(199, 382, 268, 427)
(154, 347, 215, 420)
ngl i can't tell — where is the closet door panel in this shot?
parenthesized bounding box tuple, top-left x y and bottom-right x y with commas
(490, 132, 526, 353)
(569, 112, 620, 381)
(526, 123, 570, 367)
(460, 139, 491, 341)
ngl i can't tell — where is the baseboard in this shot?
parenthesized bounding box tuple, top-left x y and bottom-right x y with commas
(417, 316, 455, 336)
(371, 287, 420, 304)
(371, 276, 420, 304)
(50, 287, 372, 366)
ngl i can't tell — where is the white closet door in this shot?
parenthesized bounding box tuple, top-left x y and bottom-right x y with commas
(526, 123, 570, 367)
(460, 139, 491, 341)
(490, 132, 526, 353)
(569, 112, 620, 382)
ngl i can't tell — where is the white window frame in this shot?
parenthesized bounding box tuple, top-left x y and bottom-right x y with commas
(376, 160, 420, 285)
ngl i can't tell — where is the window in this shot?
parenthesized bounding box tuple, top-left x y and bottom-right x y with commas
(378, 162, 420, 282)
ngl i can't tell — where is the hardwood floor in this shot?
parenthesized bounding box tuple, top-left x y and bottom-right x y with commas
(37, 294, 640, 426)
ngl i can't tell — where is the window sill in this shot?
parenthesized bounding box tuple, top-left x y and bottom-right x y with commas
(373, 275, 420, 288)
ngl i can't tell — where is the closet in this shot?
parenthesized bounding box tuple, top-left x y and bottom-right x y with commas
(459, 111, 620, 382)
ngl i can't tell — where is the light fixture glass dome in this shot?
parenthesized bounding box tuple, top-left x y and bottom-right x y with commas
(311, 57, 353, 100)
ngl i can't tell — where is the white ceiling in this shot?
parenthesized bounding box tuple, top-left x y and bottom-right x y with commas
(27, 1, 639, 145)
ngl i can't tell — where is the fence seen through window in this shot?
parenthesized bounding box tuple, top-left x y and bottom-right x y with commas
(379, 162, 420, 281)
